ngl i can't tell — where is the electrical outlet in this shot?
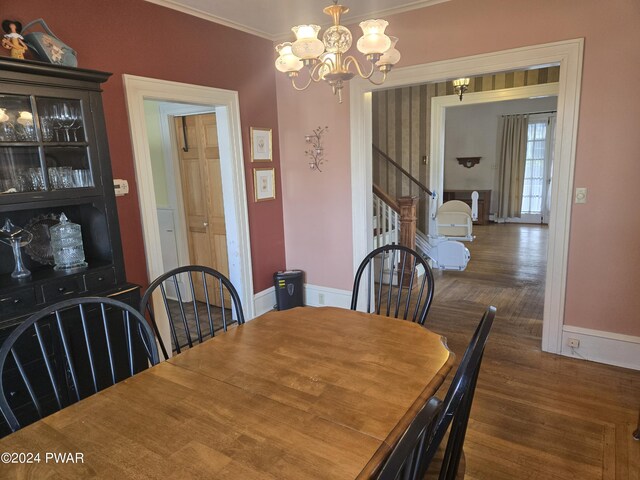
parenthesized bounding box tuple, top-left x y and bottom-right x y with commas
(568, 338, 580, 348)
(318, 293, 325, 305)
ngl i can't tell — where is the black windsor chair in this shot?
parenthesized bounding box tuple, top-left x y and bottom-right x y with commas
(0, 297, 159, 433)
(376, 306, 496, 480)
(351, 244, 435, 325)
(140, 265, 245, 360)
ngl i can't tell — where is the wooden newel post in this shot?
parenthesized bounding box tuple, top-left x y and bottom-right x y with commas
(397, 196, 418, 287)
(398, 196, 418, 250)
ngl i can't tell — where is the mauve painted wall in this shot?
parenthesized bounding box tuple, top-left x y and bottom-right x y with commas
(3, 0, 286, 293)
(277, 0, 640, 336)
(276, 76, 353, 290)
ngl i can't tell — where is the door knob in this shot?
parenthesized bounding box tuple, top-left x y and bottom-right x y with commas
(203, 222, 208, 227)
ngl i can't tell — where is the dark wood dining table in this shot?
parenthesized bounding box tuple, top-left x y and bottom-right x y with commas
(0, 306, 454, 479)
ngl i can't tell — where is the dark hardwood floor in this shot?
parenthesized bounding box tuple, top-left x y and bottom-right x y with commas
(167, 299, 236, 353)
(425, 223, 639, 480)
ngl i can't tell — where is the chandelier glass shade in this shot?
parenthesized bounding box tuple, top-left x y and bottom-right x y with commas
(275, 2, 401, 103)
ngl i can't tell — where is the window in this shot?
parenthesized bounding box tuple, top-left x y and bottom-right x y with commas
(521, 120, 547, 215)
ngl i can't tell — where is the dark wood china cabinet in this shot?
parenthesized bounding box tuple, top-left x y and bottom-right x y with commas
(0, 57, 141, 437)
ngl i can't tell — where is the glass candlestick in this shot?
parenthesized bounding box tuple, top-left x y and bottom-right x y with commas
(0, 219, 33, 279)
(9, 237, 30, 278)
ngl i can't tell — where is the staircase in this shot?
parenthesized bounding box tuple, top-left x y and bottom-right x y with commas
(373, 191, 400, 249)
(373, 189, 432, 259)
(372, 145, 433, 257)
(372, 145, 472, 271)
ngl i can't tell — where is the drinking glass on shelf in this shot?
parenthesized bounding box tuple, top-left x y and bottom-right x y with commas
(15, 123, 35, 141)
(28, 168, 44, 190)
(0, 108, 15, 142)
(59, 166, 73, 188)
(75, 169, 92, 187)
(40, 116, 54, 142)
(53, 103, 78, 142)
(82, 169, 92, 187)
(15, 111, 36, 141)
(12, 170, 31, 192)
(69, 110, 83, 142)
(50, 105, 63, 141)
(0, 119, 16, 141)
(72, 169, 82, 187)
(48, 167, 61, 189)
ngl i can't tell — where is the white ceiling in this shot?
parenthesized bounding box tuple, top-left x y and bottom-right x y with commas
(145, 0, 449, 40)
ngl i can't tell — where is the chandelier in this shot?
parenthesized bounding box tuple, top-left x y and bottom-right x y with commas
(274, 2, 401, 103)
(453, 78, 470, 101)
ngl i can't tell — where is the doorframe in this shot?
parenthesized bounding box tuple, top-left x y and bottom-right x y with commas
(123, 75, 255, 350)
(349, 39, 584, 354)
(430, 83, 559, 210)
(157, 103, 215, 296)
(440, 103, 558, 225)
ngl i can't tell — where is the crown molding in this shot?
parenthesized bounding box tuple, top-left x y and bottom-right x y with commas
(341, 0, 451, 28)
(144, 0, 274, 40)
(146, 0, 451, 42)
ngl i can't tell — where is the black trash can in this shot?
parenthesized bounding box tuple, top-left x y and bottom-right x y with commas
(273, 270, 304, 310)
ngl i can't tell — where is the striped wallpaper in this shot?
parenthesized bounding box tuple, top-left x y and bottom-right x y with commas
(372, 66, 560, 230)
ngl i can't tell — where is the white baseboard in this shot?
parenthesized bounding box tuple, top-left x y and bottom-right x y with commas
(253, 284, 351, 316)
(305, 284, 352, 308)
(252, 286, 276, 319)
(561, 326, 640, 371)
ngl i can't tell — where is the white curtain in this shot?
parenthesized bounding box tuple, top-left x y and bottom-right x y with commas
(497, 114, 529, 219)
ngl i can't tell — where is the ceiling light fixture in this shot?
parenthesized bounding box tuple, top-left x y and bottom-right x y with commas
(453, 77, 470, 101)
(275, 1, 401, 103)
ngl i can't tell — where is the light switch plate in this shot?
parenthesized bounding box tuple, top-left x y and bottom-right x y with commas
(575, 187, 587, 204)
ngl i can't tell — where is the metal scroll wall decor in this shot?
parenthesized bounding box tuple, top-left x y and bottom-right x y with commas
(305, 126, 328, 171)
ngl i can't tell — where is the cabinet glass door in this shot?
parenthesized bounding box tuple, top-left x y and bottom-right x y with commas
(0, 95, 41, 194)
(37, 97, 92, 190)
(0, 94, 36, 142)
(0, 147, 41, 193)
(36, 98, 85, 143)
(0, 95, 94, 196)
(44, 146, 93, 189)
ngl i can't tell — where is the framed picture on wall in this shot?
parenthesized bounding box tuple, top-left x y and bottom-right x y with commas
(253, 167, 276, 202)
(251, 127, 272, 162)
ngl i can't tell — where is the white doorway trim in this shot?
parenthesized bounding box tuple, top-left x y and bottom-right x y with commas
(123, 75, 255, 353)
(350, 39, 583, 354)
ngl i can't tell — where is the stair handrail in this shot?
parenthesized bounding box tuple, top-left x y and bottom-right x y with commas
(373, 183, 400, 213)
(372, 144, 435, 199)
